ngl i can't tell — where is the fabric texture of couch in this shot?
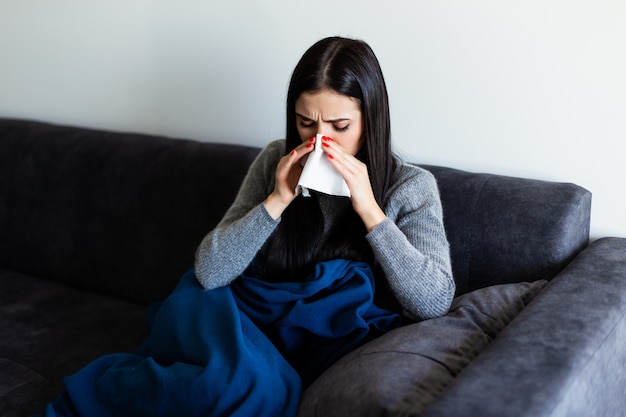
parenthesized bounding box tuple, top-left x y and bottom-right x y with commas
(1, 118, 624, 417)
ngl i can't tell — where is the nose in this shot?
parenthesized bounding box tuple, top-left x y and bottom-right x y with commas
(317, 123, 335, 138)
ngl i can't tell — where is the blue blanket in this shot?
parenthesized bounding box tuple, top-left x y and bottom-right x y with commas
(40, 260, 401, 417)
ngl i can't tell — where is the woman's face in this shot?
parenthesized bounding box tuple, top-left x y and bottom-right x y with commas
(295, 88, 363, 155)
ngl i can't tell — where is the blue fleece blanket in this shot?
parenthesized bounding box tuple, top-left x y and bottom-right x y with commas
(39, 260, 401, 417)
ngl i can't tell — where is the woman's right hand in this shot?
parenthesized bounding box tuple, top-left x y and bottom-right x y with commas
(263, 136, 316, 219)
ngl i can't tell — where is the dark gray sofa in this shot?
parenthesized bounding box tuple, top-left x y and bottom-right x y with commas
(1, 117, 624, 417)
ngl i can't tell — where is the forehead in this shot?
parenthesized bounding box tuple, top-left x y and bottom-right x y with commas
(295, 89, 361, 117)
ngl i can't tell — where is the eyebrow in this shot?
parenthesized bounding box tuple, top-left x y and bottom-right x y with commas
(296, 113, 351, 123)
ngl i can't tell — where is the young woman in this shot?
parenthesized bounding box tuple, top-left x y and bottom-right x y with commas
(195, 36, 454, 320)
(38, 37, 455, 417)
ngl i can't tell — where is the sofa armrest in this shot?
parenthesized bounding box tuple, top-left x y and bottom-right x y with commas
(419, 237, 626, 417)
(420, 164, 592, 294)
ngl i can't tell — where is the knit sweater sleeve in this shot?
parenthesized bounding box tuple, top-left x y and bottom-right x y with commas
(366, 164, 455, 321)
(194, 140, 285, 289)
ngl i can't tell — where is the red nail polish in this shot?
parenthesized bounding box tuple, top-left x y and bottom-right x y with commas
(322, 142, 330, 148)
(309, 136, 316, 142)
(323, 136, 333, 141)
(306, 143, 314, 148)
(328, 154, 334, 159)
(290, 150, 296, 156)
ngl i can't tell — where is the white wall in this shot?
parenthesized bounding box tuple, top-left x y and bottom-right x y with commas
(1, 0, 625, 239)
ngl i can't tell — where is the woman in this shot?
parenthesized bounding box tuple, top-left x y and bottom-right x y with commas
(195, 36, 454, 320)
(38, 37, 454, 417)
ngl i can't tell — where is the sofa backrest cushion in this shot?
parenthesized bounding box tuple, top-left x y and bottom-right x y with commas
(421, 164, 591, 294)
(0, 118, 592, 303)
(0, 118, 260, 303)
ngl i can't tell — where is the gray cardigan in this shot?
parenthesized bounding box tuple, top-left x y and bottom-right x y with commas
(195, 140, 455, 320)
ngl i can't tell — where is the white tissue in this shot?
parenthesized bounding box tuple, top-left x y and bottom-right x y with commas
(296, 134, 351, 197)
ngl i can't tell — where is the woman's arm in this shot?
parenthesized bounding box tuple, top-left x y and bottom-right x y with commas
(195, 137, 317, 289)
(366, 165, 455, 321)
(194, 141, 284, 289)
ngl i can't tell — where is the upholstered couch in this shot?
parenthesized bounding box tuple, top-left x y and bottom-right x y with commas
(1, 117, 624, 417)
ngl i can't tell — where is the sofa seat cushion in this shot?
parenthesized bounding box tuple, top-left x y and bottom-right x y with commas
(0, 268, 148, 417)
(298, 279, 547, 417)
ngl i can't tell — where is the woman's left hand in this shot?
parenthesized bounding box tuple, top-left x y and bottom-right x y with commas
(321, 136, 387, 231)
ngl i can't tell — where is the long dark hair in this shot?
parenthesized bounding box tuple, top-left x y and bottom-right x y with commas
(257, 37, 397, 282)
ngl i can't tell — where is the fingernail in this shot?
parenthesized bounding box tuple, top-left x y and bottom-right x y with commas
(309, 136, 316, 142)
(306, 143, 314, 148)
(290, 150, 296, 156)
(322, 136, 333, 141)
(328, 154, 334, 159)
(322, 142, 330, 148)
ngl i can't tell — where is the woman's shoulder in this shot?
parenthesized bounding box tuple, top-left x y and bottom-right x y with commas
(390, 161, 438, 194)
(248, 139, 285, 173)
(259, 139, 286, 161)
(383, 160, 442, 214)
(232, 139, 285, 201)
(264, 139, 286, 153)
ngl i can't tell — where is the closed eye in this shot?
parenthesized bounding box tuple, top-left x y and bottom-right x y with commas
(297, 114, 315, 129)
